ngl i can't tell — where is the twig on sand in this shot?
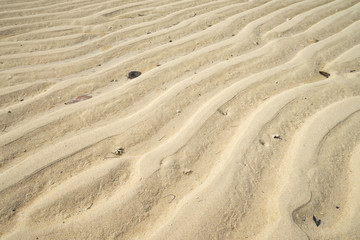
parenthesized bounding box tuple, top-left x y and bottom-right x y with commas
(86, 203, 93, 210)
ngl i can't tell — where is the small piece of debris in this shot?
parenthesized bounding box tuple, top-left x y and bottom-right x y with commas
(183, 169, 193, 175)
(64, 95, 92, 105)
(12, 209, 16, 212)
(254, 41, 259, 45)
(20, 99, 24, 102)
(7, 110, 11, 114)
(176, 110, 181, 113)
(309, 39, 319, 43)
(313, 216, 321, 227)
(319, 71, 330, 78)
(273, 134, 282, 139)
(114, 147, 125, 156)
(86, 203, 93, 210)
(169, 40, 172, 42)
(259, 139, 266, 146)
(336, 206, 340, 209)
(350, 70, 355, 73)
(128, 71, 141, 79)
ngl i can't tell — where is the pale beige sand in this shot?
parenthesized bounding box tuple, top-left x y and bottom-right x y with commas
(1, 0, 360, 239)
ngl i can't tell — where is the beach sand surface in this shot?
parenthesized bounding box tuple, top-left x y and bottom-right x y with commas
(1, 0, 360, 239)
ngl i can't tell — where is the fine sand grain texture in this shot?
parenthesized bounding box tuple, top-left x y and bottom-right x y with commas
(1, 0, 360, 239)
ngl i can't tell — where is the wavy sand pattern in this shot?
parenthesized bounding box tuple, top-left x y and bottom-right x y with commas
(1, 0, 360, 239)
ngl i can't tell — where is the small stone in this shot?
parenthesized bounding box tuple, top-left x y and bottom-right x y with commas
(176, 110, 181, 113)
(259, 139, 266, 146)
(8, 110, 11, 114)
(20, 99, 24, 102)
(128, 71, 141, 79)
(114, 147, 125, 156)
(183, 169, 193, 175)
(169, 40, 172, 42)
(254, 41, 259, 45)
(350, 70, 355, 73)
(273, 134, 281, 139)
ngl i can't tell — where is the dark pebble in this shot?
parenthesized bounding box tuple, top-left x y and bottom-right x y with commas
(128, 71, 141, 79)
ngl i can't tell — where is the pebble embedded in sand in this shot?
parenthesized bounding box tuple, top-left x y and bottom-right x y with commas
(259, 139, 268, 146)
(272, 134, 281, 139)
(128, 71, 141, 79)
(114, 147, 125, 156)
(176, 110, 181, 113)
(183, 169, 193, 175)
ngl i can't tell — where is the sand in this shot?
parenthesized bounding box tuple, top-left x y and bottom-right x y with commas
(0, 0, 360, 239)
